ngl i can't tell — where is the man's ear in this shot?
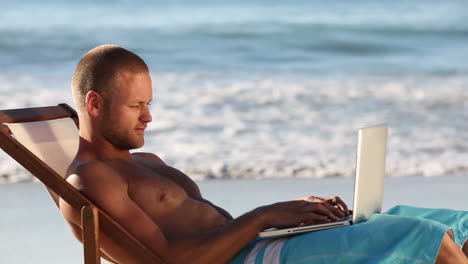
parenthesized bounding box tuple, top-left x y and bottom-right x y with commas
(85, 91, 103, 118)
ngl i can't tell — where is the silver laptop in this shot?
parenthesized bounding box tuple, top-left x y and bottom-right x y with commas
(258, 124, 388, 238)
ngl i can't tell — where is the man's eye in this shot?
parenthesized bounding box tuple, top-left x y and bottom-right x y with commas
(130, 105, 139, 108)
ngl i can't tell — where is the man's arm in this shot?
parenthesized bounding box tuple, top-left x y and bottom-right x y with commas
(69, 160, 345, 264)
(164, 199, 340, 263)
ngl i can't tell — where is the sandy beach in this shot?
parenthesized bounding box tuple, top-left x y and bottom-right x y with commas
(0, 176, 466, 264)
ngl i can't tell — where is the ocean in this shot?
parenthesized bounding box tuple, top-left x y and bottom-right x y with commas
(1, 0, 468, 182)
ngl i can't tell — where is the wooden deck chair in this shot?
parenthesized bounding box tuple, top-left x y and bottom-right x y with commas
(0, 104, 165, 264)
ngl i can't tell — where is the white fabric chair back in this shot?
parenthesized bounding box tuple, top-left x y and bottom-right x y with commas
(6, 118, 79, 178)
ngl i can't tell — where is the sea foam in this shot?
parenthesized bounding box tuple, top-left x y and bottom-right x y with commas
(3, 72, 467, 182)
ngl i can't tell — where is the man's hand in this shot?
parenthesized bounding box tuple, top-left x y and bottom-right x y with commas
(255, 198, 349, 230)
(299, 195, 350, 220)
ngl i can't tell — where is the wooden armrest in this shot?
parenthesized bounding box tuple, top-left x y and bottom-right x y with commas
(82, 204, 101, 264)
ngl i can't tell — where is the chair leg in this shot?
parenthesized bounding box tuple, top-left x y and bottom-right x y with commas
(82, 204, 101, 264)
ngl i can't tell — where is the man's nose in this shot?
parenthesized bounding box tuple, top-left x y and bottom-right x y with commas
(140, 106, 152, 123)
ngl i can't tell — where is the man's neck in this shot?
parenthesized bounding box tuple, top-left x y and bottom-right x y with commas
(77, 135, 133, 161)
(77, 118, 134, 161)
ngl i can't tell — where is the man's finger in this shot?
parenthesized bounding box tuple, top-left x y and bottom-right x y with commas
(334, 196, 350, 216)
(307, 203, 340, 220)
(306, 213, 331, 224)
(321, 201, 345, 218)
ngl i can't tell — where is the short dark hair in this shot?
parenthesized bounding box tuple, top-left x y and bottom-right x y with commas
(71, 44, 149, 111)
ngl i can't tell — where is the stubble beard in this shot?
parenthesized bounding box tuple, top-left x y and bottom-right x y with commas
(103, 127, 143, 150)
(101, 115, 144, 150)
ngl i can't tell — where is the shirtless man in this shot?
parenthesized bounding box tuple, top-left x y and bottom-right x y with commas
(60, 45, 467, 264)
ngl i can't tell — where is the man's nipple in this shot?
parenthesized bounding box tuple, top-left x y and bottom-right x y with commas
(159, 193, 167, 202)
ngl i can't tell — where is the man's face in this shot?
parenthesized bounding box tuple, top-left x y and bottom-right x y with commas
(101, 71, 153, 150)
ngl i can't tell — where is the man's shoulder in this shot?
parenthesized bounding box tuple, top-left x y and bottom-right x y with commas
(69, 159, 110, 174)
(132, 152, 166, 164)
(67, 159, 122, 184)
